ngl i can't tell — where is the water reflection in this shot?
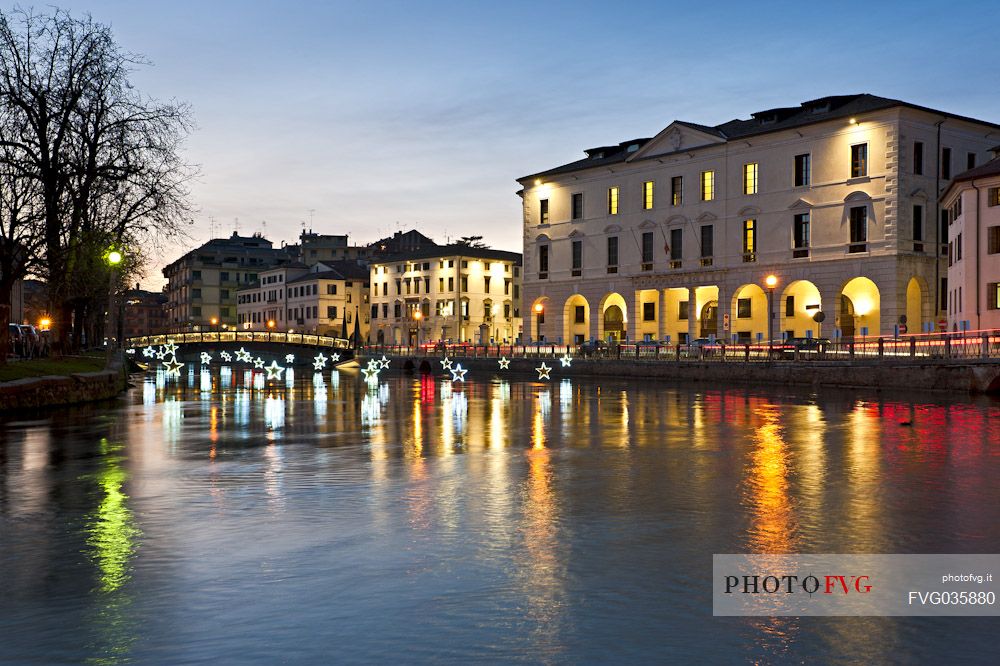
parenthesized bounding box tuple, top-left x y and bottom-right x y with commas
(1, 371, 999, 664)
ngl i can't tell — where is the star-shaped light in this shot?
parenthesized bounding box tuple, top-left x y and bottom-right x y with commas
(163, 341, 178, 356)
(235, 347, 251, 362)
(253, 357, 265, 369)
(163, 356, 184, 376)
(285, 353, 295, 364)
(156, 346, 167, 360)
(498, 357, 510, 369)
(535, 362, 552, 380)
(559, 353, 572, 368)
(264, 360, 285, 380)
(200, 352, 212, 365)
(378, 355, 390, 369)
(330, 352, 340, 362)
(366, 358, 381, 372)
(441, 356, 453, 370)
(450, 363, 468, 382)
(142, 346, 155, 358)
(220, 351, 232, 362)
(362, 366, 380, 382)
(313, 353, 328, 370)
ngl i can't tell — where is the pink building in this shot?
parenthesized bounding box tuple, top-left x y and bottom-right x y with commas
(942, 150, 1000, 331)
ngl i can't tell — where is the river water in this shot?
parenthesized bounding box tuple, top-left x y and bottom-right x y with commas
(1, 367, 999, 664)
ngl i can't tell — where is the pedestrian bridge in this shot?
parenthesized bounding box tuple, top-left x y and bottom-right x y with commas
(125, 331, 355, 368)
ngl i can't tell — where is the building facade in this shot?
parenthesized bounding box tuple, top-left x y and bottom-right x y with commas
(517, 95, 1000, 344)
(942, 153, 1000, 331)
(162, 233, 293, 331)
(369, 244, 523, 344)
(236, 261, 370, 339)
(123, 287, 169, 337)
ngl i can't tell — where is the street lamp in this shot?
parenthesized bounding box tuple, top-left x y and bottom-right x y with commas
(533, 302, 544, 342)
(764, 274, 778, 351)
(413, 309, 423, 350)
(105, 248, 124, 363)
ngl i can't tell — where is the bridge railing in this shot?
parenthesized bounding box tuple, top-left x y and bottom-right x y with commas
(362, 330, 1000, 364)
(127, 331, 352, 350)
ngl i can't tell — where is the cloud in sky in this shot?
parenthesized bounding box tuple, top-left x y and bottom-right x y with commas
(48, 0, 1000, 287)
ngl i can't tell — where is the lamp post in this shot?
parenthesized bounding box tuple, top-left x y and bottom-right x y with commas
(533, 302, 544, 342)
(413, 308, 423, 351)
(764, 274, 778, 354)
(105, 249, 123, 364)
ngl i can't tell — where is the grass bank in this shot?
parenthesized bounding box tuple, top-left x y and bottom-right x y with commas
(0, 353, 106, 383)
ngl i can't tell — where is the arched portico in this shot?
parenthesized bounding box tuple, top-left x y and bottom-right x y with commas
(839, 277, 881, 340)
(730, 284, 768, 343)
(563, 294, 591, 345)
(779, 280, 822, 339)
(598, 292, 628, 343)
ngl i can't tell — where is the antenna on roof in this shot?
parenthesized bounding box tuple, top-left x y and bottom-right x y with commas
(307, 209, 315, 231)
(209, 216, 216, 238)
(234, 217, 240, 235)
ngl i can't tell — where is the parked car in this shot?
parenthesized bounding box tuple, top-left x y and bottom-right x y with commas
(685, 337, 723, 357)
(8, 323, 23, 358)
(19, 325, 39, 358)
(787, 337, 831, 351)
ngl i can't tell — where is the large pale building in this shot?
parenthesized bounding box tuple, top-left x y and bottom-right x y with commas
(517, 94, 1000, 344)
(369, 244, 522, 345)
(942, 152, 1000, 331)
(235, 260, 370, 339)
(163, 233, 293, 331)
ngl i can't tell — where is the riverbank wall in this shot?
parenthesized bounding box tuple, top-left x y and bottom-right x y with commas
(0, 357, 129, 411)
(362, 355, 1000, 394)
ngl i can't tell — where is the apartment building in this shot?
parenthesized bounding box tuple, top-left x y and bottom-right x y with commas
(942, 152, 1000, 331)
(236, 260, 370, 339)
(517, 94, 1000, 344)
(122, 287, 169, 337)
(369, 244, 522, 344)
(162, 233, 293, 331)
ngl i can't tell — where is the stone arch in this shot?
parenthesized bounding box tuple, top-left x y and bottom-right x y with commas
(838, 277, 881, 339)
(779, 280, 823, 339)
(563, 294, 591, 345)
(730, 283, 768, 343)
(905, 276, 929, 335)
(598, 292, 628, 343)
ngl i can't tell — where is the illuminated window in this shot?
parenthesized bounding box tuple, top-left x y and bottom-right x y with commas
(794, 154, 811, 187)
(701, 171, 714, 201)
(608, 186, 620, 215)
(988, 283, 1000, 310)
(642, 181, 654, 209)
(742, 219, 756, 261)
(743, 163, 758, 195)
(851, 144, 868, 178)
(671, 176, 683, 206)
(540, 198, 549, 224)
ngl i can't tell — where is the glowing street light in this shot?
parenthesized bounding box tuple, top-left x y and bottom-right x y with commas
(105, 248, 124, 363)
(106, 250, 123, 265)
(267, 320, 276, 329)
(39, 317, 51, 331)
(764, 274, 778, 350)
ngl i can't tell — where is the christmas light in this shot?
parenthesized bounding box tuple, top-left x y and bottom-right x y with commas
(155, 347, 167, 360)
(330, 352, 340, 362)
(450, 363, 468, 382)
(200, 352, 212, 365)
(253, 357, 265, 369)
(235, 347, 252, 362)
(220, 351, 232, 362)
(378, 355, 390, 369)
(362, 366, 380, 382)
(559, 353, 572, 368)
(285, 354, 295, 364)
(498, 357, 510, 369)
(441, 356, 453, 370)
(313, 353, 328, 370)
(265, 360, 285, 380)
(163, 341, 178, 356)
(163, 357, 184, 376)
(142, 346, 155, 358)
(535, 362, 552, 380)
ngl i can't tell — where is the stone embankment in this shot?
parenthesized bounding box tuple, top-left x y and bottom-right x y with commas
(363, 355, 1000, 394)
(0, 356, 129, 411)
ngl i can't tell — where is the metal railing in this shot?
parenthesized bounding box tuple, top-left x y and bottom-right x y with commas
(362, 331, 1000, 364)
(127, 331, 352, 350)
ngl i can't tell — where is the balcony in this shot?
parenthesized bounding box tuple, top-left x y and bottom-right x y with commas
(793, 248, 809, 258)
(641, 262, 652, 272)
(700, 257, 713, 267)
(607, 266, 618, 274)
(669, 260, 682, 269)
(742, 252, 756, 263)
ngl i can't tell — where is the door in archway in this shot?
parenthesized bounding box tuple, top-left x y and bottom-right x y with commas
(700, 301, 718, 338)
(840, 295, 855, 340)
(604, 305, 624, 342)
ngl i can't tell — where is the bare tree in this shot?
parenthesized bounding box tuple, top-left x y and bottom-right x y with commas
(0, 7, 194, 354)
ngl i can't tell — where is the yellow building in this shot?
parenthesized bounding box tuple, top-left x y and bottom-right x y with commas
(369, 244, 522, 344)
(518, 94, 1000, 344)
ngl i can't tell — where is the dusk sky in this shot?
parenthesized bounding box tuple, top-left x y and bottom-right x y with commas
(51, 0, 1000, 288)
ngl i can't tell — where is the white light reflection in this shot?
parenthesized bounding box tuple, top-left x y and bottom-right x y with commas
(361, 393, 381, 424)
(253, 373, 265, 391)
(199, 369, 212, 394)
(285, 368, 295, 388)
(329, 370, 340, 389)
(452, 391, 468, 433)
(220, 366, 232, 389)
(264, 395, 285, 431)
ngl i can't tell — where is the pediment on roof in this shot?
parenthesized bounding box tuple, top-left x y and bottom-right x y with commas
(627, 121, 725, 161)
